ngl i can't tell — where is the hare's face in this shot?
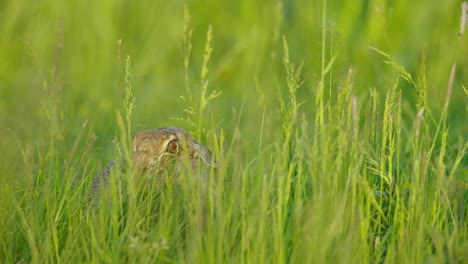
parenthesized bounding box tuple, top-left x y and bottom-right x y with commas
(132, 127, 214, 177)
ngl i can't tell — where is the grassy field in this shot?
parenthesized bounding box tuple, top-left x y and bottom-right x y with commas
(1, 0, 467, 263)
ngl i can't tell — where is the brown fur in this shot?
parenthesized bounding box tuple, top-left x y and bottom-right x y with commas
(88, 127, 214, 203)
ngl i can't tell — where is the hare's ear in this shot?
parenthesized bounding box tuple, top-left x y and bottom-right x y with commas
(191, 140, 216, 168)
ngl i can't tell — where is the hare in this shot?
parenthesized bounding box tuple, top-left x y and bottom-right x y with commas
(88, 127, 215, 203)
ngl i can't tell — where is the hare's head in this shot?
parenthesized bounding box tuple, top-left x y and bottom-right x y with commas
(132, 127, 214, 177)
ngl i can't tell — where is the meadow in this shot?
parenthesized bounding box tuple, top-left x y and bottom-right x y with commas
(1, 0, 467, 263)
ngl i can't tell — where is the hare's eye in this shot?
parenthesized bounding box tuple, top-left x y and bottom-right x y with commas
(167, 140, 179, 154)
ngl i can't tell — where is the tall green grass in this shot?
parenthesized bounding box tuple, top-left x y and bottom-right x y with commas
(1, 0, 467, 263)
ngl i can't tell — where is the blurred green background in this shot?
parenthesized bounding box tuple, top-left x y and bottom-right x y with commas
(0, 0, 466, 170)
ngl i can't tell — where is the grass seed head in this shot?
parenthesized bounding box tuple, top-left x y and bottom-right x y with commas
(459, 2, 468, 37)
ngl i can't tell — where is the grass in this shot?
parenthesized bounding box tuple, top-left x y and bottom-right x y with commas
(1, 0, 467, 263)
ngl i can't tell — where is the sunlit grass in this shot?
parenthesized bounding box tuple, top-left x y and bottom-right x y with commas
(1, 0, 467, 263)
